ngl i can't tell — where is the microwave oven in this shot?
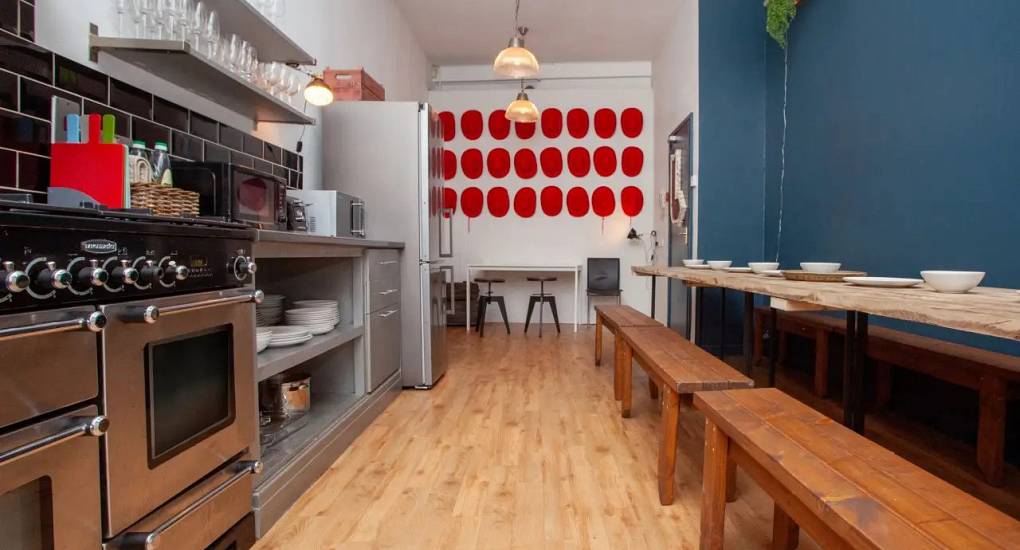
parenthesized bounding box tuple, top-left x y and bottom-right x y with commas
(286, 189, 365, 238)
(174, 162, 288, 229)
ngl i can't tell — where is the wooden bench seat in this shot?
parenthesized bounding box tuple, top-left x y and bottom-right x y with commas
(695, 388, 1020, 550)
(593, 305, 661, 400)
(753, 306, 1019, 486)
(616, 326, 753, 505)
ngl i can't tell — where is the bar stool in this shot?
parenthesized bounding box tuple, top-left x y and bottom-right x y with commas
(474, 278, 510, 337)
(524, 277, 560, 337)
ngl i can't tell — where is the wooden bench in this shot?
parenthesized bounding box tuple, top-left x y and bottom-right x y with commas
(616, 326, 753, 505)
(753, 306, 1020, 486)
(593, 305, 661, 401)
(695, 388, 1020, 550)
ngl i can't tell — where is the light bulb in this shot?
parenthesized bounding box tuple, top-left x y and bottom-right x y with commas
(303, 77, 334, 107)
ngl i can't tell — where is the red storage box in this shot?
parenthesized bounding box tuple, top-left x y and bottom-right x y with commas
(323, 68, 385, 101)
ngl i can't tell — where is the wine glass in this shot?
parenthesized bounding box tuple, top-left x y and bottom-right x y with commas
(189, 1, 206, 51)
(115, 0, 140, 38)
(268, 0, 285, 25)
(203, 9, 220, 58)
(227, 34, 243, 73)
(286, 71, 302, 106)
(141, 0, 167, 39)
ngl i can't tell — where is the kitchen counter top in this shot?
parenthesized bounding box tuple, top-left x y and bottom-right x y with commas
(253, 230, 402, 259)
(255, 230, 403, 249)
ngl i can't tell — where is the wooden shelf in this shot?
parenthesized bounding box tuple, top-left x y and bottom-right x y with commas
(89, 36, 314, 125)
(256, 324, 363, 381)
(203, 0, 315, 65)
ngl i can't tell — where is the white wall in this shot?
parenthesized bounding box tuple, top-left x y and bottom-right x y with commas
(34, 0, 429, 190)
(429, 69, 656, 325)
(650, 0, 699, 323)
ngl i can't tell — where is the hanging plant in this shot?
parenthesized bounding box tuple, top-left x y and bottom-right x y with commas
(765, 0, 798, 49)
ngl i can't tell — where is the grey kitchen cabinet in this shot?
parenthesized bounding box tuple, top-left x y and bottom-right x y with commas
(365, 249, 402, 392)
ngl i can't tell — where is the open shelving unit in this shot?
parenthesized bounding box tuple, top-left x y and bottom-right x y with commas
(257, 324, 363, 382)
(202, 0, 316, 65)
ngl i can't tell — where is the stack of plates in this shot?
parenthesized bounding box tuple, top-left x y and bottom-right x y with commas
(266, 326, 312, 348)
(292, 299, 339, 314)
(256, 294, 286, 327)
(284, 305, 340, 335)
(256, 328, 273, 353)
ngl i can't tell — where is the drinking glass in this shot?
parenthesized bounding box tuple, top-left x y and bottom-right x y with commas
(227, 34, 243, 73)
(189, 1, 206, 50)
(286, 71, 301, 106)
(268, 0, 285, 25)
(203, 9, 220, 58)
(115, 0, 140, 37)
(141, 0, 167, 39)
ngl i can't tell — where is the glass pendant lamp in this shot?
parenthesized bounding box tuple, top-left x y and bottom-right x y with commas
(493, 0, 539, 78)
(505, 81, 539, 122)
(303, 75, 334, 107)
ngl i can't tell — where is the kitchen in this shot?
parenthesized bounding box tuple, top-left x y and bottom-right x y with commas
(1, 1, 1020, 549)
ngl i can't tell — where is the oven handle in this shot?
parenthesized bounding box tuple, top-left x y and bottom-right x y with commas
(0, 311, 106, 343)
(120, 290, 264, 324)
(0, 415, 108, 466)
(120, 460, 262, 550)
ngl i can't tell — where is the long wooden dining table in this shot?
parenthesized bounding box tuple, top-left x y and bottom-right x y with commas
(632, 265, 1020, 433)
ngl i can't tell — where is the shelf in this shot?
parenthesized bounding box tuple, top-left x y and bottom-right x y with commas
(254, 230, 403, 259)
(203, 0, 315, 65)
(256, 323, 363, 381)
(89, 36, 315, 125)
(259, 391, 361, 479)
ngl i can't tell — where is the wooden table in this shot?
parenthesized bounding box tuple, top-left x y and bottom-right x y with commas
(632, 265, 1020, 433)
(465, 264, 582, 333)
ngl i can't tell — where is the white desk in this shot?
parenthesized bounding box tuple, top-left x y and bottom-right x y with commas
(465, 264, 583, 333)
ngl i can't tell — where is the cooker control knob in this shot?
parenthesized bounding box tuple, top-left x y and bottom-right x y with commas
(233, 256, 257, 280)
(0, 261, 29, 293)
(162, 261, 189, 284)
(139, 260, 162, 287)
(111, 260, 140, 286)
(37, 261, 72, 291)
(78, 259, 109, 288)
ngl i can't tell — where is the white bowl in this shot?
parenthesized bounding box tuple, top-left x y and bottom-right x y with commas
(707, 261, 732, 271)
(920, 271, 985, 293)
(682, 259, 705, 267)
(748, 262, 780, 274)
(800, 262, 841, 274)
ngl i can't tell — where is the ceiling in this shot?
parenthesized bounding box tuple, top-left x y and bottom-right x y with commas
(394, 0, 682, 66)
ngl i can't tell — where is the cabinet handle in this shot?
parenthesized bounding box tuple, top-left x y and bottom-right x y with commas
(0, 416, 108, 466)
(0, 312, 107, 342)
(378, 289, 399, 296)
(377, 260, 399, 265)
(378, 309, 399, 318)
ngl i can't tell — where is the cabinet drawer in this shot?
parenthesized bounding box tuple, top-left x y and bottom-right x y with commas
(368, 307, 401, 391)
(367, 284, 400, 312)
(366, 249, 400, 285)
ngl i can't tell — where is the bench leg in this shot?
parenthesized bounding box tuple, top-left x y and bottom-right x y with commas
(658, 388, 681, 505)
(977, 375, 1007, 486)
(620, 341, 634, 418)
(594, 314, 603, 367)
(772, 503, 800, 550)
(613, 337, 623, 401)
(649, 377, 659, 400)
(813, 328, 829, 398)
(699, 419, 730, 550)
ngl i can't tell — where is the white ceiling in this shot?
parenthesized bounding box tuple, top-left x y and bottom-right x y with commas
(393, 0, 682, 66)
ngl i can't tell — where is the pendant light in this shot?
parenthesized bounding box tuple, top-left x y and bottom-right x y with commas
(493, 0, 539, 78)
(505, 80, 539, 122)
(303, 75, 335, 107)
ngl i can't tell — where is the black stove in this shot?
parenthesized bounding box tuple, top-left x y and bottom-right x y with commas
(0, 200, 256, 314)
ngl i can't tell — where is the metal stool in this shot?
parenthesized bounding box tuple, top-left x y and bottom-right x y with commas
(524, 277, 560, 337)
(474, 278, 510, 336)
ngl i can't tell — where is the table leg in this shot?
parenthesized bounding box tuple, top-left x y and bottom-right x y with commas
(718, 288, 727, 360)
(465, 267, 472, 334)
(742, 292, 754, 376)
(574, 268, 579, 333)
(594, 314, 603, 366)
(651, 275, 657, 320)
(696, 287, 703, 346)
(843, 311, 868, 432)
(768, 307, 778, 387)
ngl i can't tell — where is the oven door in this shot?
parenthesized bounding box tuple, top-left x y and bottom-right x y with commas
(0, 404, 106, 550)
(100, 289, 259, 538)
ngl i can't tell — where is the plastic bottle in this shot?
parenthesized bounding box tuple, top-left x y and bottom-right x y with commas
(150, 142, 173, 187)
(128, 141, 153, 184)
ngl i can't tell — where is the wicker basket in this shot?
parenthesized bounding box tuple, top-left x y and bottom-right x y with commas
(130, 183, 200, 217)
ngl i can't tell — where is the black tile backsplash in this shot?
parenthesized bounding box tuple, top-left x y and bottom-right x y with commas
(55, 56, 107, 103)
(0, 0, 16, 36)
(1, 35, 302, 193)
(18, 1, 32, 42)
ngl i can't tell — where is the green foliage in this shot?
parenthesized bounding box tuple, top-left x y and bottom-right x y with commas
(766, 0, 797, 49)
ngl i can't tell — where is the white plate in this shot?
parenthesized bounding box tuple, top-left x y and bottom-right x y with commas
(302, 323, 335, 335)
(800, 262, 842, 274)
(843, 276, 924, 288)
(257, 339, 270, 353)
(268, 335, 313, 348)
(725, 267, 753, 273)
(763, 270, 783, 277)
(266, 326, 311, 337)
(286, 315, 340, 323)
(292, 300, 338, 306)
(688, 264, 712, 270)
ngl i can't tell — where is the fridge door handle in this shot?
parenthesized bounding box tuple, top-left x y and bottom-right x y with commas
(440, 207, 454, 258)
(439, 265, 454, 314)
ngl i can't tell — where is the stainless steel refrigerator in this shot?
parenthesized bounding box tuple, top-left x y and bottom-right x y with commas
(321, 102, 452, 389)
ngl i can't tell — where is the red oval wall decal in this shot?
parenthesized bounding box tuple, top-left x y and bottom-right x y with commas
(488, 109, 510, 140)
(539, 148, 563, 178)
(621, 185, 644, 217)
(438, 111, 456, 142)
(593, 146, 617, 177)
(620, 108, 643, 138)
(461, 149, 484, 179)
(593, 108, 616, 139)
(443, 187, 458, 218)
(541, 108, 563, 138)
(515, 120, 536, 139)
(621, 146, 644, 177)
(487, 187, 510, 217)
(567, 147, 590, 178)
(566, 108, 589, 138)
(540, 186, 563, 216)
(566, 186, 590, 217)
(486, 148, 511, 178)
(513, 187, 537, 218)
(591, 185, 616, 217)
(461, 186, 484, 218)
(514, 149, 538, 179)
(461, 110, 483, 140)
(443, 150, 458, 180)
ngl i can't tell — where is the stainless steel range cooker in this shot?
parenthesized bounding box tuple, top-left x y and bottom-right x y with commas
(0, 202, 261, 550)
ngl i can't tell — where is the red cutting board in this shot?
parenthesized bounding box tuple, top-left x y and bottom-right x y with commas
(50, 142, 128, 208)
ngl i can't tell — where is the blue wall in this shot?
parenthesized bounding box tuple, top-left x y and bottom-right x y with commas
(762, 1, 1020, 354)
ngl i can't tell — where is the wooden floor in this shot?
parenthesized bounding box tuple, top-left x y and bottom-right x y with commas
(254, 324, 818, 549)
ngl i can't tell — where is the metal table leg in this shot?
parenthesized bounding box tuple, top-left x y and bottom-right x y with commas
(718, 288, 727, 360)
(843, 311, 868, 432)
(650, 275, 657, 319)
(695, 287, 703, 346)
(767, 307, 778, 387)
(742, 292, 754, 376)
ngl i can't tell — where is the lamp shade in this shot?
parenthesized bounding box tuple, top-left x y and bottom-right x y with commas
(505, 91, 539, 123)
(304, 77, 335, 107)
(493, 37, 539, 78)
